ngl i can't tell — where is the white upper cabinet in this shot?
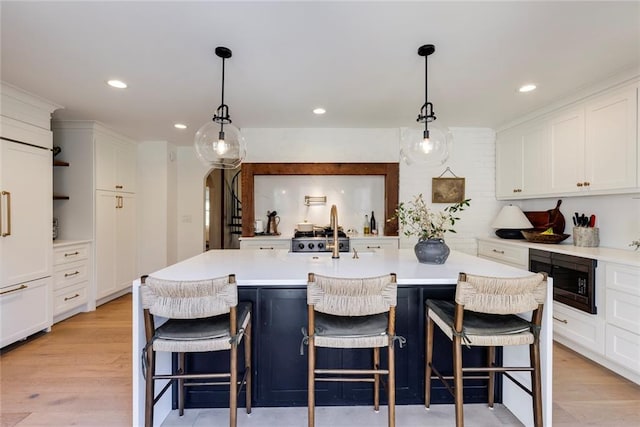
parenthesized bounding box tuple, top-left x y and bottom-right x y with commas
(95, 132, 136, 193)
(496, 121, 549, 199)
(496, 80, 639, 200)
(549, 106, 585, 194)
(584, 85, 637, 192)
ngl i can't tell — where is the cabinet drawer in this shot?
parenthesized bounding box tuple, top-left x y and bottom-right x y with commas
(53, 282, 88, 316)
(54, 244, 89, 265)
(350, 239, 399, 252)
(240, 240, 291, 250)
(605, 324, 640, 375)
(606, 289, 640, 335)
(606, 263, 640, 296)
(0, 277, 52, 348)
(553, 301, 605, 355)
(477, 240, 528, 269)
(54, 261, 88, 290)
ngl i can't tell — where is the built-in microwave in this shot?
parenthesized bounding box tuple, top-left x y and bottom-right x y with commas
(529, 249, 597, 314)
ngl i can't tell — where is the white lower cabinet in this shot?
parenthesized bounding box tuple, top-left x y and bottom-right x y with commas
(477, 239, 529, 269)
(604, 263, 640, 377)
(552, 301, 605, 355)
(350, 237, 399, 252)
(605, 324, 640, 375)
(0, 277, 52, 348)
(52, 242, 91, 321)
(96, 191, 136, 301)
(239, 238, 290, 250)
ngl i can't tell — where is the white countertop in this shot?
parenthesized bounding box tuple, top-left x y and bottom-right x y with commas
(238, 235, 400, 241)
(478, 236, 640, 267)
(148, 248, 532, 286)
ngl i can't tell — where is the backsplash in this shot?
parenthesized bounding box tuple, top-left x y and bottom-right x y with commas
(254, 175, 385, 236)
(519, 194, 640, 250)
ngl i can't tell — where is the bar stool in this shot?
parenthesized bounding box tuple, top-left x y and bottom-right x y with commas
(140, 274, 252, 427)
(303, 273, 402, 427)
(425, 272, 547, 427)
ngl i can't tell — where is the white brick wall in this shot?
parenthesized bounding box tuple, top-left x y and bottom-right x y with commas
(399, 127, 499, 255)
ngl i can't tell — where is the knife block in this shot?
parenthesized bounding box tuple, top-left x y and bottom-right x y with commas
(573, 227, 599, 247)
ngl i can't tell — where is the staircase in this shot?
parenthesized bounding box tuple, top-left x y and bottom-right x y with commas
(227, 169, 242, 237)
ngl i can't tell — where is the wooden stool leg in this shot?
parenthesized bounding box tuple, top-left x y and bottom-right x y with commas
(244, 320, 252, 414)
(388, 342, 396, 427)
(531, 341, 543, 427)
(144, 348, 155, 427)
(425, 315, 434, 409)
(453, 335, 464, 427)
(374, 347, 380, 412)
(487, 346, 495, 408)
(308, 342, 316, 427)
(230, 342, 238, 427)
(178, 352, 185, 416)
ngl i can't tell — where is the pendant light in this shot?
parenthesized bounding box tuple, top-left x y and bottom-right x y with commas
(194, 46, 246, 169)
(400, 44, 451, 166)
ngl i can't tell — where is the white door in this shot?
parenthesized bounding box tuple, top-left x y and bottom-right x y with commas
(115, 143, 136, 193)
(0, 140, 52, 288)
(95, 190, 117, 299)
(95, 134, 117, 192)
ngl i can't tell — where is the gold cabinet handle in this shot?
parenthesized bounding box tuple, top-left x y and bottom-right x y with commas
(1, 191, 11, 237)
(64, 271, 80, 278)
(577, 182, 583, 187)
(583, 181, 590, 187)
(553, 316, 568, 324)
(115, 195, 123, 209)
(115, 185, 123, 189)
(0, 284, 27, 295)
(64, 251, 80, 257)
(64, 293, 80, 301)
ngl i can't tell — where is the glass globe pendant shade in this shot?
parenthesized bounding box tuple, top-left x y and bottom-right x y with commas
(194, 121, 245, 169)
(400, 124, 451, 166)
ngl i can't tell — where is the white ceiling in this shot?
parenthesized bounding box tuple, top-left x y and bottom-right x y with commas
(1, 1, 639, 146)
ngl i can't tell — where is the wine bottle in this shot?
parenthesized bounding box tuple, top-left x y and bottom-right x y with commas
(363, 215, 370, 235)
(370, 211, 377, 235)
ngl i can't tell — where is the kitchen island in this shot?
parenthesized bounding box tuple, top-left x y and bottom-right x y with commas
(133, 249, 552, 427)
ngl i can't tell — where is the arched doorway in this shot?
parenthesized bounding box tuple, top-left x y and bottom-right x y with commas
(204, 168, 241, 250)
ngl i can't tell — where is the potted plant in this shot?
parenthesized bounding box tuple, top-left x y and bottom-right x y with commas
(391, 194, 471, 264)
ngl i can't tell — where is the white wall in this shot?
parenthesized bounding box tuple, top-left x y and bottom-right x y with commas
(136, 140, 178, 276)
(243, 128, 399, 162)
(176, 146, 209, 261)
(400, 127, 499, 254)
(174, 127, 498, 260)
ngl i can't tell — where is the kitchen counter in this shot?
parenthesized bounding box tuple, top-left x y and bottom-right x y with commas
(478, 236, 640, 267)
(133, 249, 552, 427)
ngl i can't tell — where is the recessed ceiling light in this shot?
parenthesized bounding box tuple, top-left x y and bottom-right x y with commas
(313, 107, 326, 115)
(518, 84, 537, 93)
(174, 123, 187, 129)
(107, 79, 127, 89)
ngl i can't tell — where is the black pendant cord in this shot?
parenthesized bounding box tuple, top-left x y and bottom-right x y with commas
(219, 56, 226, 136)
(424, 53, 429, 137)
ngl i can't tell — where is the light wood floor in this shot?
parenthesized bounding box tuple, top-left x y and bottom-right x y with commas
(1, 294, 639, 426)
(0, 295, 132, 426)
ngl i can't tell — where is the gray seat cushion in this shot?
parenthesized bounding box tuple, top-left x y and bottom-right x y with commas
(426, 299, 531, 336)
(314, 312, 388, 338)
(155, 302, 251, 341)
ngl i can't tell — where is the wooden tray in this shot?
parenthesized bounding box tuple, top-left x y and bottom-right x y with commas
(521, 230, 570, 244)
